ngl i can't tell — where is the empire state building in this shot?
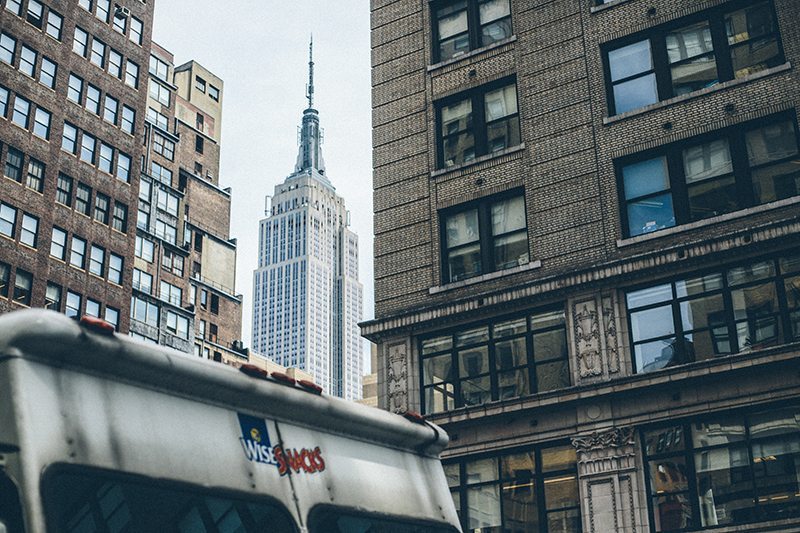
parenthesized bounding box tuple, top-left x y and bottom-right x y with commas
(251, 41, 363, 400)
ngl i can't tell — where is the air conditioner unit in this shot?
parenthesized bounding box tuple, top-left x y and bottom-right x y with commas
(116, 5, 131, 17)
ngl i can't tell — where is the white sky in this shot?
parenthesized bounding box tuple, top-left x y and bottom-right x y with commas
(153, 1, 375, 367)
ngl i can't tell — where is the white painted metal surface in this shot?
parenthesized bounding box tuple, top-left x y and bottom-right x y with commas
(0, 310, 460, 532)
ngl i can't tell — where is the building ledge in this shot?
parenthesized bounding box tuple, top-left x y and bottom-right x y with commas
(430, 144, 525, 179)
(617, 195, 800, 247)
(603, 62, 792, 125)
(429, 260, 541, 294)
(426, 35, 517, 74)
(590, 0, 633, 14)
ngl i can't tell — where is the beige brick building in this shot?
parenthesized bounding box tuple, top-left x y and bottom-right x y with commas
(364, 0, 800, 531)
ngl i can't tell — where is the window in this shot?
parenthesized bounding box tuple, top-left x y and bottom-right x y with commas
(155, 219, 177, 244)
(67, 74, 83, 103)
(65, 291, 81, 318)
(618, 113, 800, 238)
(103, 95, 118, 124)
(446, 444, 580, 533)
(130, 17, 143, 45)
(70, 237, 86, 269)
(112, 12, 126, 34)
(121, 105, 136, 134)
(432, 0, 512, 63)
(0, 203, 16, 238)
(195, 135, 204, 154)
(125, 60, 139, 88)
(39, 56, 56, 88)
(96, 0, 110, 22)
(151, 162, 172, 185)
(0, 33, 16, 65)
(147, 107, 168, 130)
(0, 86, 8, 116)
(78, 0, 92, 12)
(156, 188, 179, 216)
(421, 308, 569, 413)
(76, 183, 91, 215)
(153, 134, 175, 160)
(61, 122, 78, 154)
(33, 107, 50, 139)
(0, 262, 8, 298)
(4, 0, 21, 15)
(94, 193, 110, 224)
(160, 281, 182, 306)
(210, 294, 219, 314)
(195, 76, 206, 93)
(89, 245, 105, 276)
(149, 55, 169, 80)
(4, 147, 23, 181)
(162, 250, 184, 276)
(108, 253, 123, 284)
(25, 0, 42, 27)
(200, 289, 208, 309)
(131, 296, 159, 327)
(112, 202, 127, 233)
(135, 236, 154, 262)
(604, 1, 784, 115)
(166, 311, 189, 340)
(643, 405, 800, 532)
(85, 84, 101, 114)
(441, 192, 527, 283)
(13, 269, 32, 306)
(19, 214, 37, 247)
(85, 299, 100, 318)
(98, 143, 113, 173)
(90, 38, 106, 68)
(105, 306, 119, 330)
(80, 133, 96, 164)
(209, 85, 219, 101)
(20, 45, 36, 77)
(108, 48, 122, 78)
(437, 80, 520, 167)
(56, 174, 73, 206)
(116, 152, 131, 182)
(132, 268, 152, 293)
(26, 158, 44, 192)
(46, 10, 62, 40)
(627, 253, 800, 374)
(50, 227, 66, 260)
(148, 79, 170, 106)
(11, 96, 30, 129)
(45, 283, 62, 311)
(73, 27, 88, 57)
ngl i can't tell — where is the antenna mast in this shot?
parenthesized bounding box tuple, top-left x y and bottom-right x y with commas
(307, 35, 315, 109)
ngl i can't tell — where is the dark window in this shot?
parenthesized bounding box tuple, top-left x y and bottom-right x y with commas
(112, 202, 128, 233)
(195, 232, 203, 252)
(26, 158, 45, 192)
(0, 85, 8, 116)
(210, 294, 219, 314)
(195, 135, 204, 153)
(643, 405, 800, 532)
(626, 253, 800, 374)
(26, 0, 43, 27)
(0, 262, 8, 298)
(76, 183, 91, 216)
(445, 444, 580, 533)
(209, 323, 218, 342)
(56, 173, 73, 206)
(45, 282, 62, 311)
(432, 0, 512, 63)
(195, 76, 206, 93)
(618, 113, 800, 238)
(441, 191, 528, 283)
(13, 269, 32, 306)
(436, 79, 520, 168)
(421, 308, 569, 414)
(94, 193, 110, 224)
(209, 85, 219, 101)
(604, 1, 784, 115)
(4, 147, 24, 182)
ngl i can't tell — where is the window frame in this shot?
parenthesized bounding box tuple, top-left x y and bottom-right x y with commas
(430, 0, 514, 64)
(602, 0, 786, 116)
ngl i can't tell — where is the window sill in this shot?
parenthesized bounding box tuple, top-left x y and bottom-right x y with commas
(427, 35, 517, 74)
(430, 143, 525, 179)
(604, 62, 792, 125)
(616, 195, 800, 247)
(590, 0, 633, 13)
(429, 259, 541, 294)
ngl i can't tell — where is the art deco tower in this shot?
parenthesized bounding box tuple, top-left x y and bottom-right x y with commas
(252, 40, 363, 400)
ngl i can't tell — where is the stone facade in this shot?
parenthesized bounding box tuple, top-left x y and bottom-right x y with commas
(365, 0, 800, 531)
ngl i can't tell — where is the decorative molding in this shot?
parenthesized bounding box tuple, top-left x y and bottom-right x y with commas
(602, 293, 621, 374)
(587, 479, 618, 533)
(386, 341, 409, 414)
(574, 299, 603, 378)
(572, 427, 636, 477)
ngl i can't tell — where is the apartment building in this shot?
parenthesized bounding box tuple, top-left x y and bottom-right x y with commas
(364, 0, 800, 531)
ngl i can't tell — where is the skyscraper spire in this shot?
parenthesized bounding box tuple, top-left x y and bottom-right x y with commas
(307, 35, 314, 110)
(295, 36, 325, 175)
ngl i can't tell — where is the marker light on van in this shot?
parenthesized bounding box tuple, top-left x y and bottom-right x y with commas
(297, 379, 323, 395)
(79, 315, 115, 336)
(239, 364, 270, 380)
(270, 372, 296, 386)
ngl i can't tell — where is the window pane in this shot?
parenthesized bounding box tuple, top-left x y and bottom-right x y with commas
(493, 231, 527, 270)
(667, 22, 714, 63)
(731, 282, 779, 350)
(613, 73, 658, 114)
(422, 335, 452, 355)
(497, 369, 529, 400)
(694, 446, 755, 527)
(727, 261, 774, 286)
(502, 482, 538, 532)
(544, 474, 578, 510)
(746, 120, 798, 166)
(461, 376, 491, 406)
(683, 139, 733, 184)
(692, 418, 747, 447)
(466, 484, 501, 531)
(627, 193, 676, 236)
(456, 326, 489, 347)
(635, 337, 680, 372)
(536, 360, 570, 392)
(644, 426, 686, 456)
(441, 98, 472, 136)
(425, 382, 454, 413)
(652, 493, 693, 532)
(438, 5, 467, 40)
(466, 457, 499, 484)
(531, 310, 565, 330)
(751, 434, 800, 520)
(423, 354, 453, 385)
(622, 157, 669, 200)
(667, 22, 717, 95)
(749, 406, 800, 439)
(541, 445, 576, 473)
(730, 37, 781, 78)
(502, 453, 536, 480)
(491, 196, 524, 235)
(446, 209, 479, 247)
(609, 40, 653, 82)
(628, 283, 673, 309)
(493, 318, 526, 338)
(459, 346, 489, 377)
(495, 337, 527, 369)
(630, 305, 675, 341)
(448, 243, 481, 282)
(532, 329, 567, 362)
(751, 161, 800, 204)
(688, 175, 739, 221)
(484, 85, 517, 122)
(486, 116, 520, 153)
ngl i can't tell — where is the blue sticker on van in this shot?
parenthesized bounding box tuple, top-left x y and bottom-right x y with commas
(237, 413, 278, 466)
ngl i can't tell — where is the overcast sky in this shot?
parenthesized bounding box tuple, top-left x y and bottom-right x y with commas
(153, 1, 375, 366)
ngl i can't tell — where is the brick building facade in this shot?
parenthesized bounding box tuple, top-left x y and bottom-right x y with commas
(364, 0, 800, 531)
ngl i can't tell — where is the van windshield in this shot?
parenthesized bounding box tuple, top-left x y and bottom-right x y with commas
(311, 510, 458, 533)
(44, 468, 296, 533)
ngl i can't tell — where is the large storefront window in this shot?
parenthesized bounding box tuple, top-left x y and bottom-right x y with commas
(643, 405, 800, 531)
(445, 444, 581, 533)
(626, 253, 800, 373)
(420, 308, 569, 414)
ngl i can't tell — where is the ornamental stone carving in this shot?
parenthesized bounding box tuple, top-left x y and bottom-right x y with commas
(571, 427, 636, 477)
(602, 294, 621, 374)
(386, 341, 408, 414)
(574, 300, 603, 378)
